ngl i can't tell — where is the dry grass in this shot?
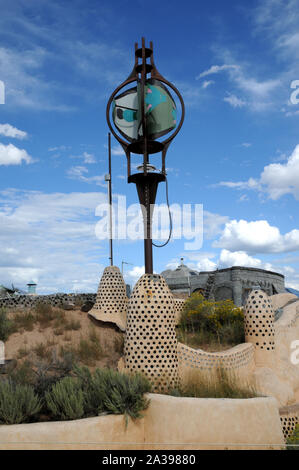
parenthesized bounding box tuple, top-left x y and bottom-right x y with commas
(13, 311, 35, 332)
(171, 367, 258, 399)
(59, 329, 104, 366)
(176, 327, 244, 352)
(17, 347, 29, 359)
(5, 307, 124, 371)
(33, 342, 52, 361)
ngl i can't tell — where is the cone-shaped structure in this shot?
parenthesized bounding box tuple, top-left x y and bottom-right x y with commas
(124, 273, 179, 392)
(88, 266, 128, 332)
(244, 288, 275, 367)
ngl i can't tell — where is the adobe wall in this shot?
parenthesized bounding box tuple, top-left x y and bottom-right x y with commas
(177, 342, 255, 382)
(0, 394, 284, 450)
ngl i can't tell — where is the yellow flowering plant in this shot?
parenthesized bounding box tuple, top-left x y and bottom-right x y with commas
(179, 293, 244, 343)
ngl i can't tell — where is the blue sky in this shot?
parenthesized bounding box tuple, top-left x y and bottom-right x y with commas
(1, 0, 299, 293)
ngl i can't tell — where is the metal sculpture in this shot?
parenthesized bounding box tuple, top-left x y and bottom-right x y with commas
(106, 38, 184, 274)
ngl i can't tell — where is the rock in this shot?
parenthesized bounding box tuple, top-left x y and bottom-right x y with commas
(62, 302, 75, 311)
(81, 301, 94, 313)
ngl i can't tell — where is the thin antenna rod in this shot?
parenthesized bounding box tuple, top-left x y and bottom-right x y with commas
(108, 132, 113, 266)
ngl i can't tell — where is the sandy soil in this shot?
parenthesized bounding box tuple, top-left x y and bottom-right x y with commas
(5, 308, 124, 370)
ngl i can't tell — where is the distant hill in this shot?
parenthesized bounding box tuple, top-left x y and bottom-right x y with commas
(285, 287, 299, 297)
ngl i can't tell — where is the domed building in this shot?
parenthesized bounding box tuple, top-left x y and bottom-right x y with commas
(161, 260, 286, 306)
(161, 260, 200, 297)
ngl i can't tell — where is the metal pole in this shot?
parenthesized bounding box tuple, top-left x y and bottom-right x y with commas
(108, 133, 113, 266)
(144, 182, 153, 274)
(140, 37, 153, 274)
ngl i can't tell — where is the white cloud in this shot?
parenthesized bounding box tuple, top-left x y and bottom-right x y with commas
(196, 64, 240, 79)
(217, 177, 261, 191)
(0, 124, 27, 139)
(0, 3, 130, 111)
(67, 165, 105, 186)
(238, 194, 249, 202)
(71, 151, 96, 164)
(111, 145, 125, 156)
(260, 144, 299, 199)
(196, 257, 217, 271)
(223, 93, 247, 108)
(214, 219, 299, 254)
(48, 145, 71, 152)
(217, 144, 299, 200)
(0, 189, 107, 293)
(202, 80, 214, 89)
(218, 249, 274, 270)
(203, 211, 229, 239)
(82, 152, 96, 164)
(125, 265, 144, 285)
(241, 142, 252, 148)
(0, 143, 33, 165)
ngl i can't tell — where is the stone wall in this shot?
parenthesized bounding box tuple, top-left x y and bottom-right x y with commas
(0, 293, 96, 310)
(164, 266, 285, 306)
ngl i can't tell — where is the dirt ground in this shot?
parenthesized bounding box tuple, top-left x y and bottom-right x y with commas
(5, 308, 124, 370)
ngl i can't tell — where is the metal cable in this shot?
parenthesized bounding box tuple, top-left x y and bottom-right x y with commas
(152, 176, 172, 248)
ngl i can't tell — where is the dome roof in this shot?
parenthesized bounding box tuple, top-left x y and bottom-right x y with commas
(161, 263, 199, 280)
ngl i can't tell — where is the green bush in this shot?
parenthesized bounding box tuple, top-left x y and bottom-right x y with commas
(0, 308, 14, 341)
(45, 376, 85, 421)
(5, 360, 150, 424)
(286, 424, 299, 450)
(73, 365, 105, 416)
(0, 380, 41, 424)
(8, 360, 36, 387)
(100, 369, 151, 424)
(74, 366, 151, 423)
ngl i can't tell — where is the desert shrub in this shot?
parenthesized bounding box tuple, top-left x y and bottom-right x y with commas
(13, 311, 36, 331)
(33, 352, 75, 400)
(33, 342, 52, 361)
(8, 351, 75, 401)
(0, 379, 41, 424)
(0, 308, 14, 341)
(73, 365, 104, 416)
(101, 370, 151, 423)
(45, 376, 85, 421)
(170, 367, 258, 399)
(64, 319, 81, 331)
(35, 302, 56, 327)
(53, 310, 67, 329)
(58, 330, 102, 366)
(73, 366, 151, 423)
(73, 297, 84, 308)
(17, 347, 29, 359)
(8, 360, 35, 387)
(179, 293, 244, 345)
(76, 330, 103, 365)
(54, 328, 64, 336)
(286, 424, 299, 450)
